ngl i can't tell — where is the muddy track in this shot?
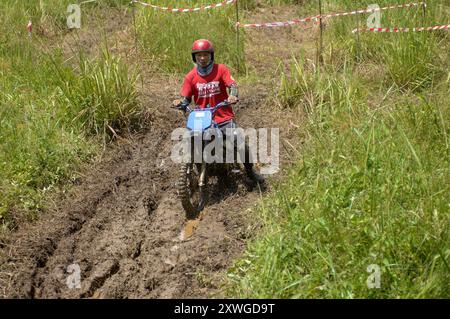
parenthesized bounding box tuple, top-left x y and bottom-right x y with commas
(0, 84, 280, 299)
(0, 5, 315, 298)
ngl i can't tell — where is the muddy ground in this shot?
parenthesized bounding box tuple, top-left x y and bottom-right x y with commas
(0, 5, 316, 298)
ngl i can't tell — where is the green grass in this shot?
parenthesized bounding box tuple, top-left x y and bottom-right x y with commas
(135, 0, 246, 74)
(1, 0, 448, 298)
(247, 0, 308, 6)
(228, 62, 449, 299)
(326, 0, 448, 91)
(0, 1, 139, 228)
(227, 0, 449, 298)
(55, 49, 139, 136)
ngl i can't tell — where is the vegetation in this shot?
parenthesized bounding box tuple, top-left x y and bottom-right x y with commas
(0, 1, 138, 227)
(227, 0, 449, 298)
(1, 0, 448, 298)
(135, 0, 246, 74)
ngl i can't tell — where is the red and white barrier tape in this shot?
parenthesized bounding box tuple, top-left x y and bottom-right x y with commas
(131, 0, 236, 13)
(322, 2, 425, 19)
(238, 1, 426, 28)
(352, 24, 450, 33)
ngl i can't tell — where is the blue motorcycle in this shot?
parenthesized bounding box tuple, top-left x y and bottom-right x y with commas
(173, 101, 245, 219)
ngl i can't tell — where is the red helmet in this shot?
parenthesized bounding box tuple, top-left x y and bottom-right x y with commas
(191, 39, 214, 62)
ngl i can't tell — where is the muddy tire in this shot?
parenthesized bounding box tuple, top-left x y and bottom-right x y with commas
(177, 163, 207, 220)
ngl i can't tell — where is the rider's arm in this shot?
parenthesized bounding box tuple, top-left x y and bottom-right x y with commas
(220, 64, 239, 101)
(180, 96, 192, 105)
(176, 73, 194, 109)
(229, 83, 239, 98)
(227, 83, 239, 104)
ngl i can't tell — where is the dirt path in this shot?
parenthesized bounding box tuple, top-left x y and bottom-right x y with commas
(0, 5, 317, 298)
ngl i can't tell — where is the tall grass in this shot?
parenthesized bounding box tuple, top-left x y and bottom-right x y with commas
(227, 0, 449, 298)
(135, 0, 246, 74)
(325, 0, 448, 91)
(246, 0, 308, 6)
(57, 49, 139, 136)
(0, 1, 139, 228)
(228, 60, 449, 298)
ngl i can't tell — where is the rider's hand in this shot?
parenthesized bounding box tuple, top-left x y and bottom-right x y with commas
(172, 99, 182, 107)
(227, 95, 239, 104)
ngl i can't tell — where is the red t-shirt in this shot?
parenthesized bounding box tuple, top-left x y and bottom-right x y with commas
(181, 64, 236, 124)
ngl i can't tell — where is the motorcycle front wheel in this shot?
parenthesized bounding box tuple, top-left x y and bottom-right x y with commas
(177, 162, 207, 220)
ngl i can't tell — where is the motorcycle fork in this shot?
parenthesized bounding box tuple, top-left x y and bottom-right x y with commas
(198, 161, 207, 187)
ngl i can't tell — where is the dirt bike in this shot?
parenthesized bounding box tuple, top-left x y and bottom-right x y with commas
(172, 101, 246, 219)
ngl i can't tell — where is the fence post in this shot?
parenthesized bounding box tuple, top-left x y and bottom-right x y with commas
(235, 0, 241, 73)
(356, 8, 361, 61)
(317, 0, 324, 65)
(131, 1, 144, 92)
(131, 1, 138, 54)
(421, 2, 426, 24)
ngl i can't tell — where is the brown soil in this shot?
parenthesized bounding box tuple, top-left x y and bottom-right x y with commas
(0, 4, 316, 298)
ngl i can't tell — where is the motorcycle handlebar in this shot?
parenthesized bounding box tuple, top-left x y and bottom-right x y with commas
(171, 100, 235, 114)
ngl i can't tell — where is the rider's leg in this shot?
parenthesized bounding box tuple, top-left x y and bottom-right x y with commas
(218, 120, 265, 185)
(218, 120, 236, 164)
(243, 162, 266, 185)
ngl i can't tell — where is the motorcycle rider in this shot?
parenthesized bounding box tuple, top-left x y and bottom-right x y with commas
(172, 39, 265, 186)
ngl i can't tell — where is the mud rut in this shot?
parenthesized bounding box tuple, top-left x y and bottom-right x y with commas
(0, 5, 316, 298)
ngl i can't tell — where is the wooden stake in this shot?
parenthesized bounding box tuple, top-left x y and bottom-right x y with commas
(356, 9, 361, 61)
(421, 2, 426, 24)
(235, 0, 241, 73)
(131, 1, 138, 55)
(318, 0, 324, 65)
